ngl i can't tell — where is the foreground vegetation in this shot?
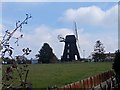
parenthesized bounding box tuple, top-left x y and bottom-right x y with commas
(3, 62, 113, 88)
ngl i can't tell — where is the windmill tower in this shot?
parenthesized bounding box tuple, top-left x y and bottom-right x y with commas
(58, 22, 81, 62)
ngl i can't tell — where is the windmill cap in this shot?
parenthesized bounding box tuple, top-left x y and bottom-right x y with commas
(65, 35, 76, 43)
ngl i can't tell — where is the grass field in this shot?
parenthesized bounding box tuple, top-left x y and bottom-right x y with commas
(3, 62, 113, 88)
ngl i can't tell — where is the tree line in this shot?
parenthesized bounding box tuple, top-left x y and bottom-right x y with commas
(2, 40, 116, 64)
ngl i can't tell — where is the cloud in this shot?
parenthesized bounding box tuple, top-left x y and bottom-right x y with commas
(11, 24, 91, 59)
(57, 5, 118, 57)
(4, 21, 117, 59)
(59, 5, 118, 29)
(60, 6, 104, 24)
(22, 25, 82, 58)
(0, 25, 2, 37)
(2, 5, 118, 59)
(101, 37, 118, 53)
(3, 23, 118, 59)
(0, 24, 5, 40)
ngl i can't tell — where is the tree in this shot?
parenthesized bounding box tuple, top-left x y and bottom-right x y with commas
(36, 43, 58, 63)
(1, 14, 32, 89)
(92, 40, 106, 62)
(2, 57, 14, 64)
(112, 50, 120, 87)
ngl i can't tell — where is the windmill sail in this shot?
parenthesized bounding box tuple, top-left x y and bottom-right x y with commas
(74, 21, 78, 40)
(73, 21, 82, 57)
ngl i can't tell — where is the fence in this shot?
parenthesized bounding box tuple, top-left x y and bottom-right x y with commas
(50, 70, 115, 90)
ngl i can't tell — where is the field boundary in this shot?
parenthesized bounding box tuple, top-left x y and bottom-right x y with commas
(50, 70, 115, 90)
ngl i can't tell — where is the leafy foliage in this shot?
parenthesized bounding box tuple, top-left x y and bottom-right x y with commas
(112, 50, 120, 74)
(112, 50, 120, 87)
(36, 43, 58, 63)
(0, 14, 32, 89)
(92, 40, 106, 62)
(2, 64, 31, 89)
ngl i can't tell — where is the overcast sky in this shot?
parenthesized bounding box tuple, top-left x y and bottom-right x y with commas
(0, 2, 119, 59)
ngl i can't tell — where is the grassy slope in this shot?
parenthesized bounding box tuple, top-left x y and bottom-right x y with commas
(26, 62, 112, 88)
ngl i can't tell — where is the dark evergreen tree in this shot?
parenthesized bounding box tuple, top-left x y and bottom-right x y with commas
(36, 43, 58, 63)
(112, 50, 120, 87)
(92, 40, 106, 62)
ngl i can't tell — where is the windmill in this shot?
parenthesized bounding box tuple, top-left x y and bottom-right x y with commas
(58, 22, 81, 62)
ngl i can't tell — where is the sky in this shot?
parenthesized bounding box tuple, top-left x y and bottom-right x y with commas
(0, 1, 119, 59)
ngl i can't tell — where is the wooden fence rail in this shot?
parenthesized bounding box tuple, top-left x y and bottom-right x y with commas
(49, 70, 115, 90)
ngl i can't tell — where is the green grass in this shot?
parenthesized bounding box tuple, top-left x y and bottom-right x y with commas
(3, 62, 113, 88)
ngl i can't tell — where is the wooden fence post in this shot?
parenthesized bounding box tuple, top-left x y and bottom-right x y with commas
(93, 76, 96, 86)
(90, 77, 93, 89)
(64, 84, 71, 90)
(92, 76, 95, 88)
(95, 75, 98, 85)
(70, 83, 75, 89)
(74, 81, 80, 89)
(81, 79, 88, 90)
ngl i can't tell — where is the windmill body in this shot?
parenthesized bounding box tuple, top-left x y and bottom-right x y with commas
(58, 22, 81, 62)
(61, 35, 80, 62)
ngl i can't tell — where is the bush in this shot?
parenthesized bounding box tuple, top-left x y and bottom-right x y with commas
(112, 49, 120, 87)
